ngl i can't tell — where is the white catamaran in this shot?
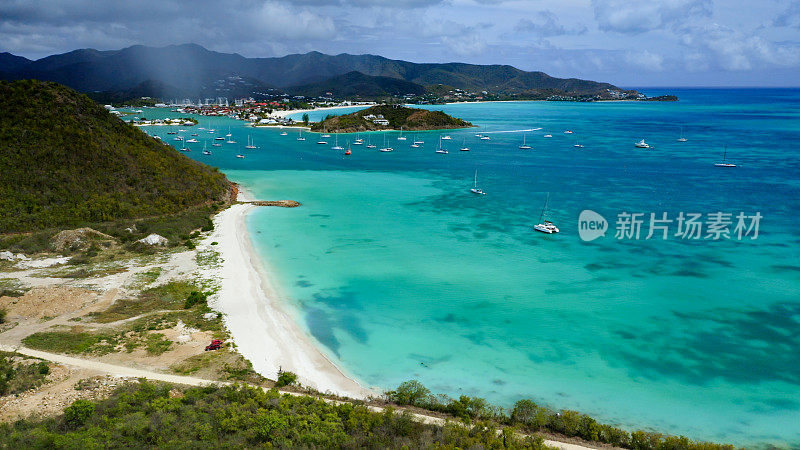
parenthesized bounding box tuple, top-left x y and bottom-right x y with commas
(533, 193, 559, 234)
(470, 170, 486, 195)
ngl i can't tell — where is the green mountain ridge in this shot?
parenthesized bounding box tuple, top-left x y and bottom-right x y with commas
(0, 80, 230, 233)
(0, 44, 633, 101)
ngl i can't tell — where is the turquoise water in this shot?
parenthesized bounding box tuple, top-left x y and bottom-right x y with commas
(137, 90, 800, 447)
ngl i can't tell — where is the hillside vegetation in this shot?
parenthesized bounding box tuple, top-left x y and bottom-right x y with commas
(310, 104, 472, 133)
(0, 381, 551, 449)
(0, 80, 230, 234)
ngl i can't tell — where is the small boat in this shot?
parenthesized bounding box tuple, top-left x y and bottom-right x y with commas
(212, 143, 222, 147)
(297, 130, 305, 141)
(714, 146, 737, 167)
(480, 135, 490, 140)
(178, 129, 186, 132)
(245, 135, 257, 149)
(214, 136, 225, 141)
(564, 130, 573, 134)
(173, 136, 183, 141)
(413, 139, 424, 145)
(354, 134, 363, 145)
(226, 139, 236, 144)
(186, 138, 198, 143)
(635, 139, 650, 149)
(226, 128, 232, 137)
(280, 131, 288, 136)
(317, 140, 328, 145)
(411, 144, 420, 148)
(519, 134, 531, 149)
(533, 193, 559, 234)
(379, 133, 393, 152)
(167, 131, 177, 135)
(678, 126, 688, 142)
(154, 136, 162, 140)
(460, 138, 470, 151)
(191, 133, 198, 136)
(236, 154, 245, 159)
(574, 140, 584, 148)
(435, 137, 448, 154)
(543, 134, 553, 138)
(441, 135, 452, 140)
(397, 127, 407, 141)
(470, 170, 486, 195)
(331, 134, 344, 151)
(202, 150, 211, 155)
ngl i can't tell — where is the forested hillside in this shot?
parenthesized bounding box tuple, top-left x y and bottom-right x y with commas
(0, 80, 230, 233)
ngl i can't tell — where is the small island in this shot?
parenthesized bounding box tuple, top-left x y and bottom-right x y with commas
(310, 104, 472, 133)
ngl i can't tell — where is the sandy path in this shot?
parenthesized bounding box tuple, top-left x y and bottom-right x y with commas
(0, 344, 593, 450)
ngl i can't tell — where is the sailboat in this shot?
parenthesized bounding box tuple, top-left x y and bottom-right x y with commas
(297, 130, 305, 141)
(635, 139, 650, 149)
(677, 126, 688, 142)
(460, 138, 470, 151)
(245, 136, 257, 149)
(533, 193, 559, 234)
(397, 127, 407, 141)
(543, 134, 553, 138)
(226, 127, 232, 137)
(280, 130, 288, 136)
(379, 133, 394, 152)
(180, 136, 190, 151)
(441, 135, 452, 140)
(353, 133, 363, 145)
(202, 141, 211, 155)
(345, 141, 352, 156)
(331, 134, 344, 151)
(435, 136, 448, 154)
(519, 134, 531, 149)
(573, 141, 584, 148)
(714, 146, 737, 167)
(470, 170, 486, 195)
(317, 136, 328, 144)
(413, 135, 424, 146)
(366, 135, 377, 149)
(480, 134, 490, 140)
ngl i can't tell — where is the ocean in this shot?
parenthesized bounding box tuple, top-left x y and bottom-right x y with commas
(137, 88, 800, 447)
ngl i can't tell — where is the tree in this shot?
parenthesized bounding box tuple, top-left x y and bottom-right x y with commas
(302, 113, 309, 125)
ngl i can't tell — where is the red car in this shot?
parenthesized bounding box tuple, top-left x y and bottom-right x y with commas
(205, 339, 224, 351)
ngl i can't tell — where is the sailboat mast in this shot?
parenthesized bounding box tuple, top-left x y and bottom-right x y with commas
(539, 193, 550, 223)
(474, 170, 478, 188)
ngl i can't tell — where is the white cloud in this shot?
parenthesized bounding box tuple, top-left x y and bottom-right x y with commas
(680, 23, 800, 71)
(625, 49, 665, 71)
(592, 0, 712, 34)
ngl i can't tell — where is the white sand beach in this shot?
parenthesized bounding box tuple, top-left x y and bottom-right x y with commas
(206, 191, 373, 399)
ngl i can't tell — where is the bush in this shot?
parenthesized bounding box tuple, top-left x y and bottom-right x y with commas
(0, 308, 6, 324)
(385, 380, 431, 407)
(275, 371, 297, 387)
(63, 399, 94, 428)
(201, 217, 214, 232)
(184, 291, 208, 309)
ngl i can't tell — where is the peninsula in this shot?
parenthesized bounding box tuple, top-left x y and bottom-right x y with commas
(310, 104, 472, 133)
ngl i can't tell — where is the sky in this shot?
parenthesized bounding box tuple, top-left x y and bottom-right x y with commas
(1, 0, 799, 87)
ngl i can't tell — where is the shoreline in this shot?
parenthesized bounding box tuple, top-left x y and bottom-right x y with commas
(206, 189, 373, 399)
